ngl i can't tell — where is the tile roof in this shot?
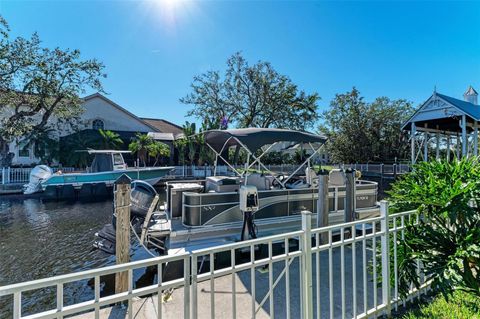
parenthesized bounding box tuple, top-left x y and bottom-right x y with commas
(140, 118, 183, 135)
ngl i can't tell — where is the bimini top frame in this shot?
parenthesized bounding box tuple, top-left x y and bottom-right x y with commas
(202, 128, 327, 188)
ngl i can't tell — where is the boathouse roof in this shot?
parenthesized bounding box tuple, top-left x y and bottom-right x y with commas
(402, 91, 480, 132)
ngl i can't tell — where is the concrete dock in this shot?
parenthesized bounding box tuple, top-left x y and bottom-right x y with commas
(73, 246, 383, 319)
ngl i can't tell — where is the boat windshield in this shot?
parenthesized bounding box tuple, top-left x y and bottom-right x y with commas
(90, 154, 114, 173)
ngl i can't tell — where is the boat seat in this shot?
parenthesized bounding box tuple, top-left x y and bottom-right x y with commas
(245, 173, 272, 190)
(206, 176, 241, 193)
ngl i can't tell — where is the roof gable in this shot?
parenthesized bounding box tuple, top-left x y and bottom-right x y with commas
(83, 93, 159, 132)
(402, 92, 480, 130)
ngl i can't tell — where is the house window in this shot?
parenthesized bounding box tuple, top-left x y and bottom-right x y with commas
(19, 145, 30, 158)
(92, 119, 104, 130)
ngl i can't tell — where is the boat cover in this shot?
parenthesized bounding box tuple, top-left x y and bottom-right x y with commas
(203, 128, 326, 153)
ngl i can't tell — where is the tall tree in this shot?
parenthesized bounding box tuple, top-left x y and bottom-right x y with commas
(319, 88, 414, 163)
(181, 52, 320, 130)
(0, 16, 105, 164)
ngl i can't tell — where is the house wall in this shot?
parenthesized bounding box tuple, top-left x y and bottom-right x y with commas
(80, 97, 152, 133)
(6, 95, 155, 166)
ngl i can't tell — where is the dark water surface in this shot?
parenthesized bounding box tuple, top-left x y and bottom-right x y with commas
(0, 196, 157, 317)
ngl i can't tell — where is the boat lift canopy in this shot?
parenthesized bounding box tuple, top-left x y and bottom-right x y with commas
(203, 128, 327, 188)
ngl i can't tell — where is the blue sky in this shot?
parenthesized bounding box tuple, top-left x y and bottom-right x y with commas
(1, 0, 480, 127)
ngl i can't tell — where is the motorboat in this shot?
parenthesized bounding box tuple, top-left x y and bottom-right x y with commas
(93, 128, 379, 257)
(23, 150, 174, 198)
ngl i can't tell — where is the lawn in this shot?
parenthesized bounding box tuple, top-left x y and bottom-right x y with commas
(399, 291, 480, 319)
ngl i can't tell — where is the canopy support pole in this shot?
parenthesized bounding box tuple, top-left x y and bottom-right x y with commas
(423, 131, 428, 162)
(411, 123, 416, 165)
(462, 115, 467, 157)
(436, 129, 440, 160)
(447, 135, 451, 162)
(457, 133, 460, 160)
(474, 121, 478, 157)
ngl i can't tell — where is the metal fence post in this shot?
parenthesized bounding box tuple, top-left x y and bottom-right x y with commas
(7, 167, 11, 184)
(190, 254, 198, 319)
(380, 200, 392, 317)
(301, 211, 313, 319)
(1, 167, 4, 185)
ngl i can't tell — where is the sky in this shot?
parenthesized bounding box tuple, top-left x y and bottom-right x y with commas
(1, 0, 480, 127)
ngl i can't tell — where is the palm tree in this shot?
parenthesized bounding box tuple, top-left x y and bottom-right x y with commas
(183, 121, 197, 165)
(147, 141, 170, 166)
(128, 133, 153, 166)
(98, 129, 123, 150)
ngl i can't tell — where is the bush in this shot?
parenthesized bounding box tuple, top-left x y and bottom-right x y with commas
(388, 159, 480, 298)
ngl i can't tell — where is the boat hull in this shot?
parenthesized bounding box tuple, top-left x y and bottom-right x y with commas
(41, 167, 173, 190)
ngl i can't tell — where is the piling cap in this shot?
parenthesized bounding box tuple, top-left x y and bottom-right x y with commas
(115, 174, 132, 185)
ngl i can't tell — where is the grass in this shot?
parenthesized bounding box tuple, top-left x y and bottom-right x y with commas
(399, 291, 480, 319)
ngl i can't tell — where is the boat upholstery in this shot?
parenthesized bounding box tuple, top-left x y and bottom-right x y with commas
(206, 176, 242, 193)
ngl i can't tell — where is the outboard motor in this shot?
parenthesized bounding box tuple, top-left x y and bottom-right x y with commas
(93, 180, 158, 254)
(23, 165, 52, 195)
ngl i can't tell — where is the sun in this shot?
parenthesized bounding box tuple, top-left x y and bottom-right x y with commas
(150, 0, 192, 29)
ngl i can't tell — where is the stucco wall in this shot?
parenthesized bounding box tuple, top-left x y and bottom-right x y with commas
(5, 95, 155, 166)
(80, 96, 153, 133)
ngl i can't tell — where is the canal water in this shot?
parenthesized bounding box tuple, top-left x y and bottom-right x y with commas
(0, 194, 163, 317)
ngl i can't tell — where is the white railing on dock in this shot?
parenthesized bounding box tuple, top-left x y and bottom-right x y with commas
(0, 204, 427, 319)
(0, 167, 76, 185)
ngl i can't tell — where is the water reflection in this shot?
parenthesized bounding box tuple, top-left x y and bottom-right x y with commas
(0, 196, 150, 317)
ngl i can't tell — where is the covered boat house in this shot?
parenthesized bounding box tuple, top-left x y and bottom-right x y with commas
(402, 86, 480, 164)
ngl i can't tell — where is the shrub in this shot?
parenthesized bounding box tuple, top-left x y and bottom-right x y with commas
(388, 159, 480, 298)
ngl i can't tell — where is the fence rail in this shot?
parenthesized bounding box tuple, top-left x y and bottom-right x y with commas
(0, 203, 428, 319)
(338, 163, 411, 177)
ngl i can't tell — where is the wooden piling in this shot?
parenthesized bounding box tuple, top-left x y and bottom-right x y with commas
(114, 174, 132, 294)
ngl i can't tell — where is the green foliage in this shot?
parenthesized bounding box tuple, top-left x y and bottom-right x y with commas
(128, 133, 153, 166)
(388, 159, 480, 298)
(174, 121, 215, 166)
(173, 138, 188, 165)
(98, 129, 123, 150)
(319, 88, 414, 163)
(59, 130, 98, 168)
(401, 290, 480, 319)
(28, 127, 60, 164)
(181, 52, 320, 130)
(147, 141, 170, 166)
(0, 15, 105, 142)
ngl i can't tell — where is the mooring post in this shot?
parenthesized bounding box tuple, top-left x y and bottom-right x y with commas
(345, 168, 356, 224)
(114, 174, 132, 294)
(317, 170, 329, 244)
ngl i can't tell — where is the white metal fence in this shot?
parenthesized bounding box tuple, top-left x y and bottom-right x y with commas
(0, 167, 76, 185)
(340, 163, 411, 176)
(0, 203, 427, 319)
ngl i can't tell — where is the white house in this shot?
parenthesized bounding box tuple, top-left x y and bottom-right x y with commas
(6, 93, 180, 166)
